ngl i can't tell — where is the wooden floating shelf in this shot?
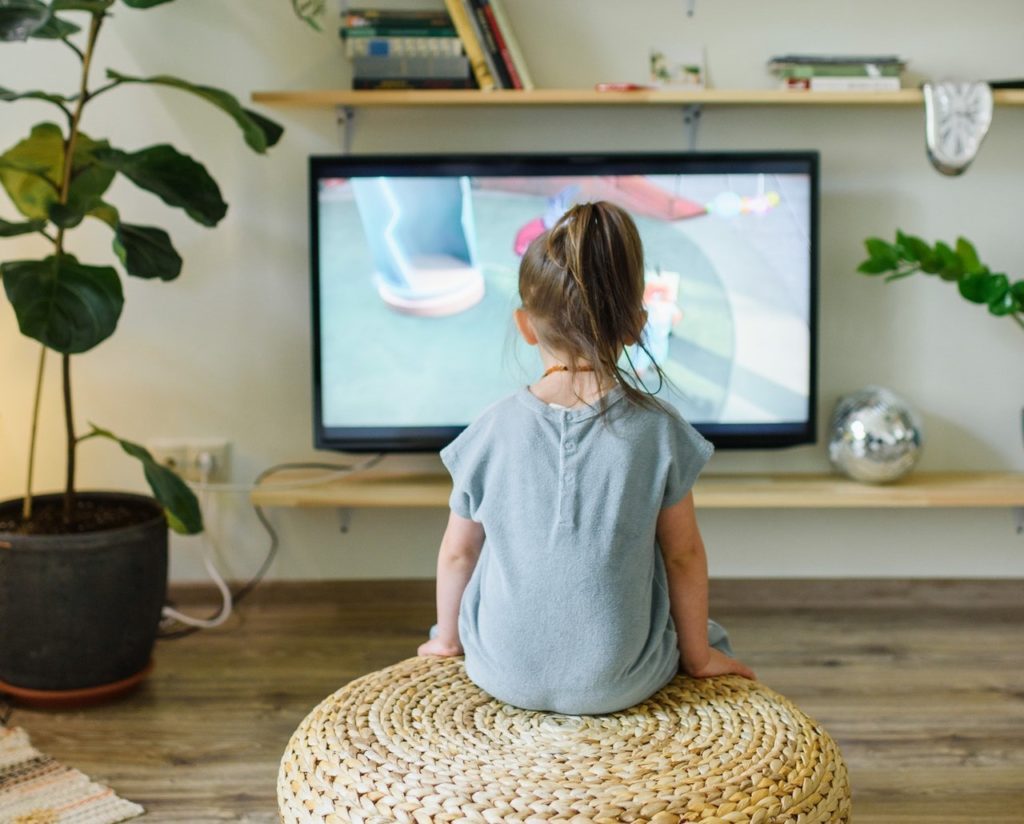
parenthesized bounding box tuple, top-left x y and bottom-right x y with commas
(251, 88, 1024, 108)
(250, 471, 1024, 510)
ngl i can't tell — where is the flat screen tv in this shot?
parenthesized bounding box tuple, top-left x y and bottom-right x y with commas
(310, 152, 818, 452)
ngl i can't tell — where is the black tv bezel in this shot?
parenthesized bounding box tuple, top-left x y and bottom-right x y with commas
(310, 151, 819, 453)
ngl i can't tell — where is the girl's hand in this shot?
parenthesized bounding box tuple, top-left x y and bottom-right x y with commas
(417, 637, 463, 657)
(685, 648, 756, 680)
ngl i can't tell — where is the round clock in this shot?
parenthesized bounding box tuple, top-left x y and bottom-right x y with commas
(923, 81, 993, 176)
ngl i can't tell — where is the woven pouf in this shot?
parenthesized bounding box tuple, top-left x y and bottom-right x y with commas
(279, 657, 851, 823)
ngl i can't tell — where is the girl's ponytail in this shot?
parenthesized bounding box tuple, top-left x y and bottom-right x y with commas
(520, 200, 667, 411)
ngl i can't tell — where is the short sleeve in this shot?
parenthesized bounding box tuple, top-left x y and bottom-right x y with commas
(661, 414, 714, 509)
(439, 425, 487, 521)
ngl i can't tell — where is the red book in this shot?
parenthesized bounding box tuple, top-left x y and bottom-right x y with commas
(480, 1, 522, 89)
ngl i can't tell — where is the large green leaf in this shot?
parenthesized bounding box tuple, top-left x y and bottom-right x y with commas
(106, 70, 283, 153)
(114, 222, 182, 280)
(1, 255, 123, 353)
(0, 216, 45, 236)
(0, 86, 75, 105)
(0, 123, 114, 221)
(84, 425, 202, 535)
(0, 0, 50, 41)
(94, 144, 226, 226)
(0, 122, 62, 218)
(242, 108, 284, 150)
(47, 200, 86, 228)
(30, 12, 79, 37)
(121, 0, 175, 7)
(87, 199, 119, 227)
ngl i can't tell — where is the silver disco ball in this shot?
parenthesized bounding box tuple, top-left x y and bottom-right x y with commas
(828, 387, 924, 484)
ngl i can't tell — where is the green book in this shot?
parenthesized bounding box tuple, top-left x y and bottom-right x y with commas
(773, 64, 903, 79)
(342, 25, 458, 38)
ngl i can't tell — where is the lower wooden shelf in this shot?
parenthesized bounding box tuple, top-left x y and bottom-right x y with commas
(250, 470, 1024, 510)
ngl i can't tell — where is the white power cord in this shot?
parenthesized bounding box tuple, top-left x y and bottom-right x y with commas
(184, 453, 385, 495)
(160, 454, 234, 629)
(158, 453, 385, 637)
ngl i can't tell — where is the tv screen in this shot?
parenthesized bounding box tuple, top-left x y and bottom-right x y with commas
(311, 152, 818, 452)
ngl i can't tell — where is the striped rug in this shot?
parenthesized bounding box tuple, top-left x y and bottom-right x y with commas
(0, 727, 142, 824)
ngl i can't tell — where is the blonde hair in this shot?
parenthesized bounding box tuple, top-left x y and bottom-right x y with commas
(518, 201, 665, 411)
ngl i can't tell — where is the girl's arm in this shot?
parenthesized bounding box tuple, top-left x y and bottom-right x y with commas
(418, 511, 485, 657)
(657, 492, 755, 679)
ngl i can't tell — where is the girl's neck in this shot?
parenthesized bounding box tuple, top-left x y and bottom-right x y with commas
(529, 352, 616, 408)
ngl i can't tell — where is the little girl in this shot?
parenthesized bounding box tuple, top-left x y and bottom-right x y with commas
(418, 201, 754, 715)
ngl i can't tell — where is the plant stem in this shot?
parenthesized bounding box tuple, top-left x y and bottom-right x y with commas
(52, 11, 104, 525)
(21, 345, 47, 522)
(62, 354, 75, 522)
(1013, 313, 1024, 332)
(85, 79, 122, 102)
(61, 36, 84, 62)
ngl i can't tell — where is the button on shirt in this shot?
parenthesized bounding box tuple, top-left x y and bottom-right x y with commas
(440, 385, 714, 715)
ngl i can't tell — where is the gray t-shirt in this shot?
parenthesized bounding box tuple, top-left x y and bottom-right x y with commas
(440, 384, 714, 715)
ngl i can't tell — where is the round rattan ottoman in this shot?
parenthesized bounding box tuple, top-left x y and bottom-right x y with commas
(279, 657, 850, 823)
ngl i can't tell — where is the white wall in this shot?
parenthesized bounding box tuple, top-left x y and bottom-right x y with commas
(1, 0, 1022, 581)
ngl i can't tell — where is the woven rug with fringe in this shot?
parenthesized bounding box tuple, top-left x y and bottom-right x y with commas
(0, 726, 142, 824)
(280, 656, 851, 823)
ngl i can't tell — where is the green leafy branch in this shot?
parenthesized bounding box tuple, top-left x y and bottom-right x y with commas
(290, 0, 325, 31)
(858, 232, 1024, 333)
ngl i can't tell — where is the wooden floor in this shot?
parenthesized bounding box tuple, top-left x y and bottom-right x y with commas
(6, 579, 1024, 823)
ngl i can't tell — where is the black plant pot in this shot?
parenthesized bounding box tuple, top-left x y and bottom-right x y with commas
(0, 491, 168, 695)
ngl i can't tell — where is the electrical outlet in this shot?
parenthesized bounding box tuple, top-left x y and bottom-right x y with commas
(147, 438, 230, 483)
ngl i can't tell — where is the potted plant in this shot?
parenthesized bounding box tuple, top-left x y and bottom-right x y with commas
(0, 0, 282, 700)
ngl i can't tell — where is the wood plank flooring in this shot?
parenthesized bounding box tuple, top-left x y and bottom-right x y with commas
(5, 579, 1023, 823)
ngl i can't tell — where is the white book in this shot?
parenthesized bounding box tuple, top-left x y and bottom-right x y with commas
(344, 36, 464, 59)
(808, 76, 901, 92)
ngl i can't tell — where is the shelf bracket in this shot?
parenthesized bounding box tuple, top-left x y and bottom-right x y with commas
(337, 507, 352, 534)
(682, 104, 702, 151)
(1014, 507, 1024, 535)
(336, 105, 357, 155)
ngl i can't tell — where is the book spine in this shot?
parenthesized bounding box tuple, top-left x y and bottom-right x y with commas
(352, 55, 471, 80)
(487, 0, 533, 90)
(479, 0, 522, 89)
(467, 0, 512, 89)
(344, 10, 454, 27)
(353, 76, 476, 90)
(344, 36, 464, 58)
(460, 0, 506, 88)
(808, 76, 901, 91)
(342, 25, 458, 38)
(773, 64, 903, 79)
(443, 0, 496, 90)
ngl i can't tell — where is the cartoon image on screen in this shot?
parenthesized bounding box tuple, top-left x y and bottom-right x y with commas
(318, 171, 811, 433)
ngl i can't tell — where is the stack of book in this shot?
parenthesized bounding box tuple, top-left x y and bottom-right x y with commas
(768, 55, 906, 92)
(443, 0, 534, 91)
(342, 7, 474, 89)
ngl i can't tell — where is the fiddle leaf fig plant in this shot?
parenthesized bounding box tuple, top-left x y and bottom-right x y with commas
(0, 0, 282, 532)
(858, 231, 1024, 333)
